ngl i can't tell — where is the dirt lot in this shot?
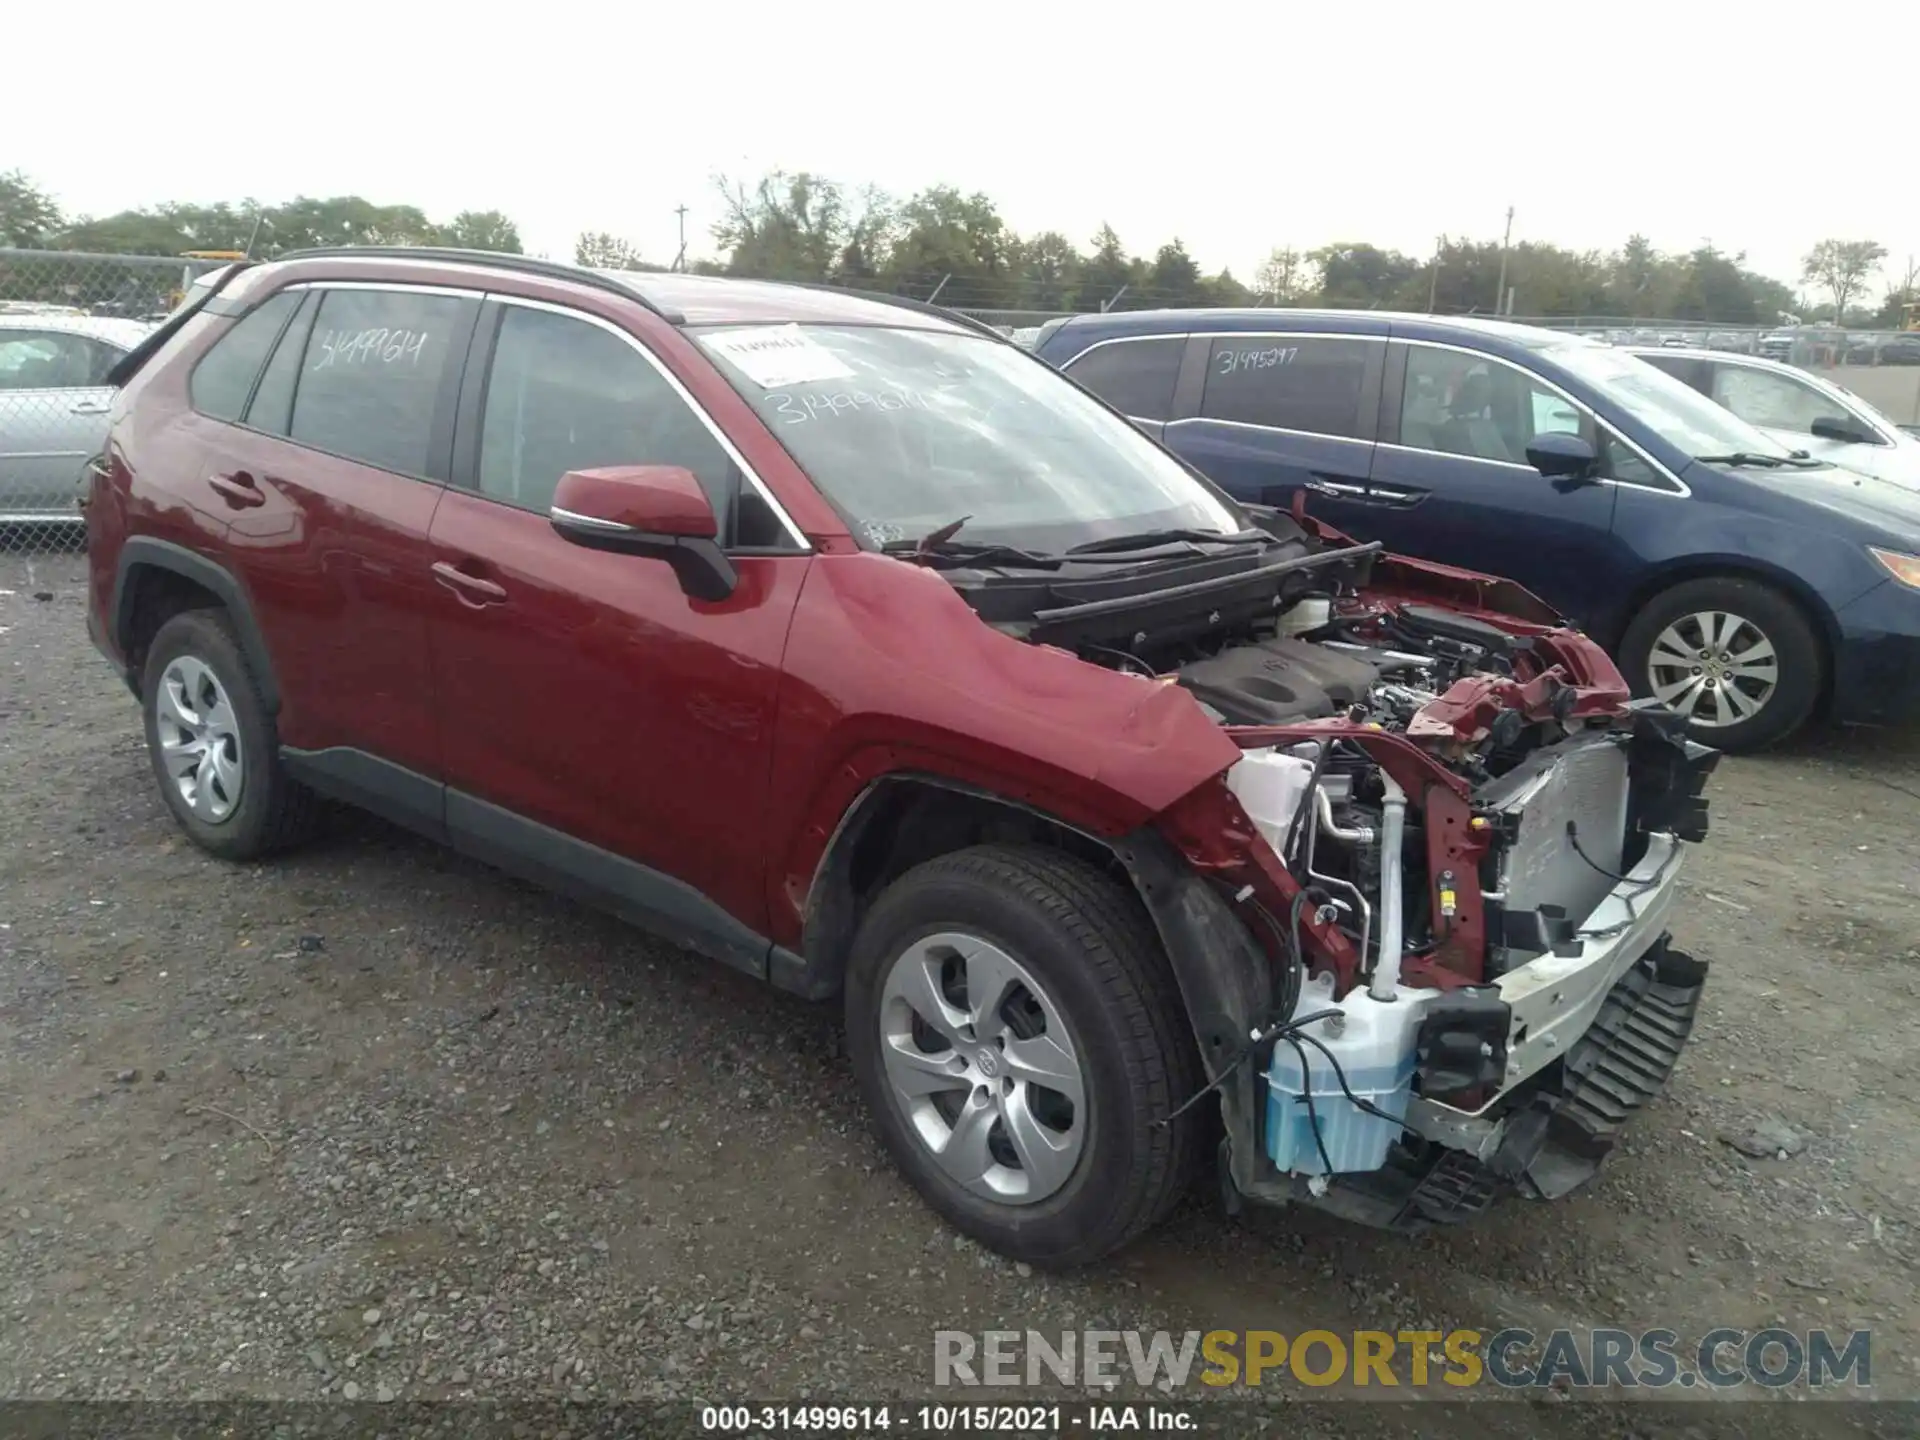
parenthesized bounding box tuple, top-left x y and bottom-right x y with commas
(2, 543, 1917, 1432)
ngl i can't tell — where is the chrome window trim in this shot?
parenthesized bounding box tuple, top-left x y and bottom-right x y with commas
(488, 293, 809, 552)
(283, 279, 485, 300)
(1056, 331, 1189, 371)
(1398, 339, 1691, 498)
(1705, 352, 1899, 448)
(1162, 414, 1375, 448)
(1059, 328, 1391, 370)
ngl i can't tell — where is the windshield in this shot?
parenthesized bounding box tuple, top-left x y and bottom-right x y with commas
(1546, 343, 1798, 460)
(693, 324, 1241, 551)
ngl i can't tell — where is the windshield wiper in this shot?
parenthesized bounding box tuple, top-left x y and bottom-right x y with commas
(881, 519, 1061, 571)
(1065, 527, 1267, 555)
(1694, 452, 1787, 469)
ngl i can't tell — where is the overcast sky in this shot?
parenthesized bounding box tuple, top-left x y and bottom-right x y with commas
(12, 1, 1910, 294)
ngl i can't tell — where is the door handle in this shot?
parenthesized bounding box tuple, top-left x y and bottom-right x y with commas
(431, 560, 508, 606)
(1303, 476, 1373, 500)
(1358, 483, 1427, 509)
(70, 399, 112, 416)
(207, 470, 265, 508)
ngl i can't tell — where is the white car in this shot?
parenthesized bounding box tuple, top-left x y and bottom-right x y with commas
(1631, 346, 1920, 489)
(0, 315, 155, 522)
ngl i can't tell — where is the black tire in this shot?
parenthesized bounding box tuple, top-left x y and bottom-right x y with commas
(1618, 576, 1823, 752)
(844, 843, 1202, 1267)
(140, 608, 319, 860)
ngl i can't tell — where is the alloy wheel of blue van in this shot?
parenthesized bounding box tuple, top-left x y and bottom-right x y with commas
(1645, 609, 1780, 729)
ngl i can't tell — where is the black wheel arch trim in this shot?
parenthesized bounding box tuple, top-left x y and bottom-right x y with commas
(112, 537, 281, 711)
(795, 771, 1268, 1156)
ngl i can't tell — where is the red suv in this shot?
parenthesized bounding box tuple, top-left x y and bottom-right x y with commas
(86, 250, 1718, 1264)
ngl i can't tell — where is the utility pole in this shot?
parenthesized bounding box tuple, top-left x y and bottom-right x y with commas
(672, 204, 689, 272)
(1427, 236, 1443, 313)
(1494, 206, 1514, 315)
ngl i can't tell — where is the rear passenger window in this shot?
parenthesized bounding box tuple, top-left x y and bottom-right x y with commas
(1064, 337, 1183, 420)
(477, 305, 748, 530)
(189, 290, 300, 421)
(289, 288, 468, 477)
(1201, 336, 1374, 438)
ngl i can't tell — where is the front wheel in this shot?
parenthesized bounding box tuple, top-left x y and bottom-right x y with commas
(1618, 576, 1823, 751)
(844, 844, 1202, 1267)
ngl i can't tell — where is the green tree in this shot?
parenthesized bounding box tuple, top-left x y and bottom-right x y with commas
(1200, 267, 1253, 307)
(1254, 246, 1307, 305)
(712, 171, 847, 283)
(1, 171, 63, 246)
(1308, 243, 1419, 308)
(1611, 233, 1662, 314)
(832, 185, 895, 286)
(883, 186, 1013, 305)
(1801, 239, 1887, 323)
(440, 210, 522, 253)
(574, 232, 658, 270)
(1079, 224, 1132, 310)
(1146, 239, 1206, 307)
(1011, 230, 1080, 310)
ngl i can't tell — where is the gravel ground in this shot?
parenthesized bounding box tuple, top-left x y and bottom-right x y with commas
(3, 544, 1917, 1432)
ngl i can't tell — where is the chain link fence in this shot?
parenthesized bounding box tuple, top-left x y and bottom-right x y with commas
(1, 249, 231, 558)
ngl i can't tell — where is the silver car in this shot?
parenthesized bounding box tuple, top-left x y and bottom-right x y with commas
(1630, 345, 1920, 490)
(0, 314, 154, 522)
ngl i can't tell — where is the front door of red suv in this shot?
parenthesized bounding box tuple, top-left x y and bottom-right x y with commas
(425, 297, 811, 938)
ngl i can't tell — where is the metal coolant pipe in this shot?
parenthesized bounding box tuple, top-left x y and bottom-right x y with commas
(1368, 773, 1409, 1000)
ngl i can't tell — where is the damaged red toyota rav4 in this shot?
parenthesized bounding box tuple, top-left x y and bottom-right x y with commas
(86, 251, 1718, 1265)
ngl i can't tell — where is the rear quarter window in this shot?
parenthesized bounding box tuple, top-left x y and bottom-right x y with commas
(188, 291, 302, 421)
(1063, 337, 1183, 420)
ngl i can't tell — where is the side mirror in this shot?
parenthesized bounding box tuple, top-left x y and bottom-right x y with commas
(549, 465, 737, 602)
(1525, 431, 1599, 481)
(1810, 415, 1871, 445)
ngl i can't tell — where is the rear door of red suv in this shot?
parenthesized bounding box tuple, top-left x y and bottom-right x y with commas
(423, 291, 813, 953)
(184, 277, 479, 821)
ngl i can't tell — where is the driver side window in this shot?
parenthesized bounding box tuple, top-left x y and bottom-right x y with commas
(1401, 346, 1588, 464)
(477, 305, 786, 546)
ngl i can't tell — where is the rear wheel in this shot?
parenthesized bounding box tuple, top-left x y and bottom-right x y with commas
(1618, 576, 1822, 751)
(844, 844, 1201, 1267)
(141, 609, 319, 859)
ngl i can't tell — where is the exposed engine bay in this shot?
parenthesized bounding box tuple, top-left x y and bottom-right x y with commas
(925, 503, 1721, 1228)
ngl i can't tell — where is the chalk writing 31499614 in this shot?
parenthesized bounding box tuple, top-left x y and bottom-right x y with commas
(768, 388, 933, 424)
(311, 328, 431, 371)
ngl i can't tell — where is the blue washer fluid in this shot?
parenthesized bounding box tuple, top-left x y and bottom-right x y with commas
(1263, 979, 1424, 1176)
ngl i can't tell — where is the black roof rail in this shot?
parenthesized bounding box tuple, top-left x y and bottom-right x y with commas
(785, 282, 1009, 341)
(269, 246, 686, 324)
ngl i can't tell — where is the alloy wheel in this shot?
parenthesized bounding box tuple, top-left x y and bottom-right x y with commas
(1645, 610, 1780, 729)
(154, 656, 245, 822)
(876, 931, 1087, 1205)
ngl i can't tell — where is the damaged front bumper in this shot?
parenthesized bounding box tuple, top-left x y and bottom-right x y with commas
(1231, 830, 1706, 1232)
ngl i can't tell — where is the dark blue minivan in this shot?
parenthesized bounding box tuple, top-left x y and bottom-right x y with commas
(1034, 310, 1920, 750)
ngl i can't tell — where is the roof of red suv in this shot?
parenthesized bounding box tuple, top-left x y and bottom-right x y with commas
(238, 248, 987, 335)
